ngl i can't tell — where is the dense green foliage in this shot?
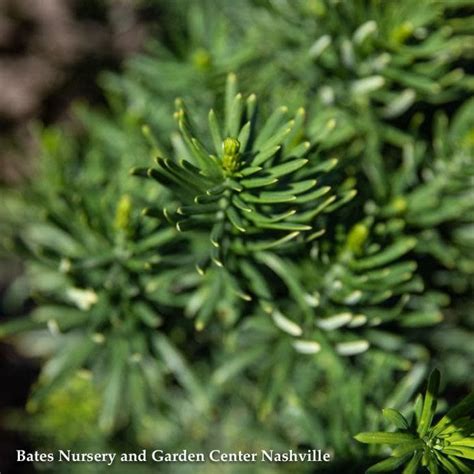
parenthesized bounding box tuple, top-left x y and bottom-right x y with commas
(1, 0, 473, 472)
(356, 370, 474, 473)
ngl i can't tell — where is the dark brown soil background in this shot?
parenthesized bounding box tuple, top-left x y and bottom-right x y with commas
(0, 0, 153, 184)
(0, 1, 158, 472)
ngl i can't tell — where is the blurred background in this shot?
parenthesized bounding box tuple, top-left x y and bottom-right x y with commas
(0, 0, 153, 185)
(0, 1, 155, 471)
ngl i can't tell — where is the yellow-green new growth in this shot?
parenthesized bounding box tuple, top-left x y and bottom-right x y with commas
(114, 194, 132, 232)
(222, 137, 241, 174)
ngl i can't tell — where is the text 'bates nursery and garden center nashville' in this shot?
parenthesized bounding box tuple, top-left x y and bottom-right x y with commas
(17, 449, 332, 465)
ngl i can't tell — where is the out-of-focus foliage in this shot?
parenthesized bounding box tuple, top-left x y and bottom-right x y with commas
(25, 371, 101, 447)
(0, 124, 197, 434)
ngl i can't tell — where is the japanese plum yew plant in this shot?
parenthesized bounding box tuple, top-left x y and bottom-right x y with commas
(0, 0, 473, 473)
(356, 370, 474, 473)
